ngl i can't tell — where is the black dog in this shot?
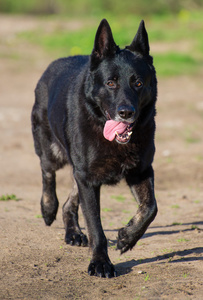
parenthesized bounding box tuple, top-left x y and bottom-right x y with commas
(31, 19, 157, 278)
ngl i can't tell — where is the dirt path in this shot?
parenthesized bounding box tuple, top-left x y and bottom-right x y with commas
(0, 15, 203, 299)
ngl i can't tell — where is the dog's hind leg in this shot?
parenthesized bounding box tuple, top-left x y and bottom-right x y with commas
(62, 179, 88, 247)
(39, 143, 68, 226)
(38, 143, 68, 226)
(32, 85, 66, 226)
(40, 168, 59, 226)
(117, 166, 158, 253)
(32, 133, 60, 226)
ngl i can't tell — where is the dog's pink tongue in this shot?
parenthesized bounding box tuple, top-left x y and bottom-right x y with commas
(103, 120, 128, 141)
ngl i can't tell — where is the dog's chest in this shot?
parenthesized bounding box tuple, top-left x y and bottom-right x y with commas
(88, 144, 139, 185)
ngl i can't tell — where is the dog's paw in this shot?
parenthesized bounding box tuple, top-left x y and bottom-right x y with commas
(65, 231, 88, 247)
(117, 226, 138, 254)
(88, 260, 117, 278)
(41, 198, 59, 226)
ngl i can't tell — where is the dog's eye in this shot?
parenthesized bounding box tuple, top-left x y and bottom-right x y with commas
(135, 80, 143, 88)
(106, 80, 116, 88)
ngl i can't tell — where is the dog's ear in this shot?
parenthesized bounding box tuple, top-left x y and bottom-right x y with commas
(126, 20, 150, 57)
(91, 19, 118, 68)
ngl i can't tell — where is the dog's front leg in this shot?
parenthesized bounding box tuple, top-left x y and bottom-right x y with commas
(74, 174, 116, 278)
(117, 167, 157, 254)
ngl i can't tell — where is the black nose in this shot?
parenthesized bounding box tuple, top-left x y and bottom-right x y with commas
(118, 105, 135, 120)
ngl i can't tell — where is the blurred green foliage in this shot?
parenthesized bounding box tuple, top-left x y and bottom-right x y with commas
(17, 11, 203, 77)
(0, 0, 203, 15)
(154, 53, 199, 76)
(1, 1, 203, 77)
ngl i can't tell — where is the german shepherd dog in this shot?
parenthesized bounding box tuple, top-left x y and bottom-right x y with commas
(31, 19, 157, 278)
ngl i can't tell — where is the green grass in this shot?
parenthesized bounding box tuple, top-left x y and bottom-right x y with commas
(13, 11, 203, 77)
(196, 155, 203, 161)
(111, 195, 125, 202)
(177, 238, 190, 242)
(185, 136, 201, 144)
(35, 214, 43, 218)
(2, 0, 203, 17)
(161, 248, 173, 253)
(122, 210, 130, 214)
(194, 200, 200, 204)
(154, 52, 200, 77)
(172, 222, 182, 226)
(144, 273, 150, 281)
(18, 28, 93, 57)
(191, 225, 199, 230)
(171, 204, 180, 209)
(17, 17, 143, 57)
(0, 194, 19, 201)
(102, 208, 112, 212)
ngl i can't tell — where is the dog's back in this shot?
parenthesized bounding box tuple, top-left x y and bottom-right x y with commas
(32, 55, 89, 159)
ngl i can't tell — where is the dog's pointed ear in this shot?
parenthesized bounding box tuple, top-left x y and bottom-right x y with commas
(91, 19, 118, 68)
(126, 20, 150, 57)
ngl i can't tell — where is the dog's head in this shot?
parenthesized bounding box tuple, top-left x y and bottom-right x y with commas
(85, 19, 157, 144)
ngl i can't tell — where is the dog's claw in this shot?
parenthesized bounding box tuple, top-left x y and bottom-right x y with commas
(65, 232, 88, 247)
(117, 226, 136, 254)
(88, 260, 116, 278)
(88, 268, 95, 276)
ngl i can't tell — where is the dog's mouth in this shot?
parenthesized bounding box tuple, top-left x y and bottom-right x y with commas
(103, 114, 134, 144)
(115, 123, 133, 144)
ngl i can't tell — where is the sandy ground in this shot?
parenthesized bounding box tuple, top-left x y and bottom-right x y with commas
(0, 15, 203, 299)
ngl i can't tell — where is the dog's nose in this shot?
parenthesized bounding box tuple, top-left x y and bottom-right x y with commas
(118, 105, 135, 120)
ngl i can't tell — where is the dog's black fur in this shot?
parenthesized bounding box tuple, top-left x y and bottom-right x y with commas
(31, 19, 157, 278)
